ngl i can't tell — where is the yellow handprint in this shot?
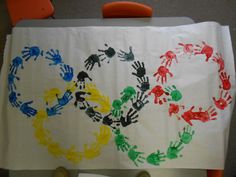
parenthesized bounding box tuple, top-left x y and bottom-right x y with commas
(35, 110, 47, 120)
(84, 83, 111, 113)
(66, 81, 77, 93)
(32, 119, 43, 129)
(33, 110, 50, 145)
(32, 110, 48, 128)
(83, 143, 101, 159)
(94, 96, 111, 113)
(94, 125, 112, 145)
(44, 88, 61, 105)
(47, 142, 65, 158)
(84, 83, 101, 101)
(65, 145, 83, 164)
(34, 128, 51, 145)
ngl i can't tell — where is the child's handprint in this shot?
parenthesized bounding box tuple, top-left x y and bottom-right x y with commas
(22, 46, 42, 61)
(60, 64, 74, 82)
(20, 101, 37, 117)
(45, 49, 63, 65)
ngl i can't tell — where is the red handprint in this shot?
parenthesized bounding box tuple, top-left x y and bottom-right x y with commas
(177, 43, 194, 55)
(194, 106, 217, 123)
(153, 66, 173, 84)
(181, 106, 195, 126)
(168, 103, 185, 120)
(219, 72, 231, 90)
(213, 53, 224, 72)
(194, 41, 213, 62)
(213, 90, 232, 110)
(148, 85, 168, 105)
(160, 50, 178, 67)
(181, 106, 217, 126)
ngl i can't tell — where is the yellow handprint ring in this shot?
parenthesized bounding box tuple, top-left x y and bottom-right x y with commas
(32, 109, 112, 164)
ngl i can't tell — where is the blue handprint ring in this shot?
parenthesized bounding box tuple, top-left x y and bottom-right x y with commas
(8, 45, 75, 118)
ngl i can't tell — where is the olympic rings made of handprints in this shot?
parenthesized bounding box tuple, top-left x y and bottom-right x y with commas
(8, 41, 233, 166)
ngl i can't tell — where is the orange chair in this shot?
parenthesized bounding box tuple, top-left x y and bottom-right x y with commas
(207, 169, 223, 177)
(102, 1, 152, 18)
(7, 0, 54, 26)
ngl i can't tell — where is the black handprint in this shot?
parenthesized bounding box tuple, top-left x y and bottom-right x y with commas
(84, 54, 101, 70)
(98, 44, 116, 63)
(74, 91, 86, 106)
(85, 105, 102, 122)
(77, 71, 92, 89)
(74, 91, 91, 109)
(77, 100, 90, 110)
(102, 113, 117, 129)
(137, 76, 150, 92)
(118, 46, 134, 62)
(118, 108, 139, 127)
(132, 61, 146, 78)
(131, 91, 149, 111)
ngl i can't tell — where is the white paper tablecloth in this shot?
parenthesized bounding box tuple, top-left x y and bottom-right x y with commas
(0, 22, 235, 170)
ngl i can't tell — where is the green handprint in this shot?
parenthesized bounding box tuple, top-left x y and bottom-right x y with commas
(165, 85, 182, 102)
(146, 150, 166, 166)
(179, 125, 195, 144)
(120, 86, 136, 104)
(128, 145, 145, 167)
(166, 141, 183, 159)
(114, 129, 130, 152)
(111, 99, 123, 118)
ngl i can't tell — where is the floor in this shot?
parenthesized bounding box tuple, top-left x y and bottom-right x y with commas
(0, 0, 236, 177)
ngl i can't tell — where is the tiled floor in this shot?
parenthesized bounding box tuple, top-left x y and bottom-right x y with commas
(0, 0, 236, 177)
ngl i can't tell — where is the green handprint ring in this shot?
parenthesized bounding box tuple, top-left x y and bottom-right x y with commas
(80, 44, 196, 167)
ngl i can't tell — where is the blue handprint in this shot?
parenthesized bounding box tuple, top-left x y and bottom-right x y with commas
(60, 64, 74, 82)
(46, 104, 63, 117)
(45, 49, 64, 66)
(9, 91, 21, 107)
(9, 57, 24, 74)
(22, 46, 42, 61)
(8, 73, 20, 91)
(20, 101, 37, 117)
(56, 90, 73, 106)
